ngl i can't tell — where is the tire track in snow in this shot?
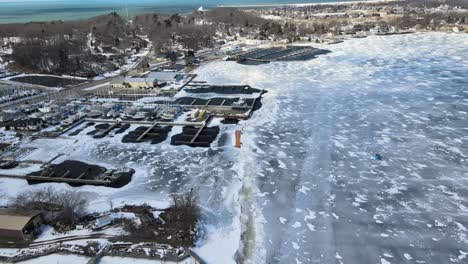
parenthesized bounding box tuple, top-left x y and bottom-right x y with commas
(235, 146, 257, 263)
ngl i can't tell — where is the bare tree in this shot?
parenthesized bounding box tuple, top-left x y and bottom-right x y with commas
(169, 189, 200, 221)
(59, 190, 88, 225)
(12, 186, 60, 211)
(11, 187, 88, 226)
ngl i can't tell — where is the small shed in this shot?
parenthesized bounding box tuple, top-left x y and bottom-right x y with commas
(93, 214, 112, 230)
(0, 208, 44, 241)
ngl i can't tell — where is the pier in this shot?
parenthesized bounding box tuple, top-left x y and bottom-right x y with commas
(0, 160, 135, 188)
(230, 46, 331, 64)
(85, 118, 205, 127)
(0, 173, 112, 186)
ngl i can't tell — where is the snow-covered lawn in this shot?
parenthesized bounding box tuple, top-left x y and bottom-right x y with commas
(17, 254, 89, 264)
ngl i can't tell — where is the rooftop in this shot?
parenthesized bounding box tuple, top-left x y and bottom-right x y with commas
(147, 71, 184, 81)
(0, 208, 42, 231)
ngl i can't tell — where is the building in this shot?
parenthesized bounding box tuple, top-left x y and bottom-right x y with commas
(0, 208, 44, 241)
(92, 214, 112, 230)
(147, 71, 186, 83)
(112, 77, 158, 89)
(7, 118, 44, 131)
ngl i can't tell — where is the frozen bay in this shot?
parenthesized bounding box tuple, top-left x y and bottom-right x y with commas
(194, 32, 468, 264)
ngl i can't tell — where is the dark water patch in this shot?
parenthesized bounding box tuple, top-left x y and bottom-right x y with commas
(69, 129, 82, 136)
(10, 75, 86, 87)
(251, 97, 263, 112)
(87, 123, 110, 135)
(222, 119, 239, 124)
(259, 46, 305, 60)
(171, 126, 220, 148)
(28, 160, 134, 188)
(86, 123, 128, 138)
(238, 59, 270, 66)
(234, 46, 331, 65)
(281, 49, 331, 61)
(95, 123, 111, 130)
(185, 85, 262, 95)
(115, 124, 131, 134)
(86, 129, 99, 136)
(122, 126, 172, 144)
(217, 132, 229, 146)
(241, 47, 284, 59)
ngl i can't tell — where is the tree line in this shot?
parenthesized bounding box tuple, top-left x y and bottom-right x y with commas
(6, 4, 463, 76)
(0, 13, 137, 76)
(0, 8, 292, 75)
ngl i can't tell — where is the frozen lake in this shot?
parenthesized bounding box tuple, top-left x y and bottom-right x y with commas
(193, 32, 468, 263)
(2, 32, 467, 264)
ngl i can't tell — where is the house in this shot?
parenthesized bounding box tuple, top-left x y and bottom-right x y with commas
(7, 118, 44, 131)
(0, 208, 44, 241)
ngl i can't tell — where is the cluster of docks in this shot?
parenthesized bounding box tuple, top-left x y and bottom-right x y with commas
(85, 117, 218, 148)
(229, 46, 331, 64)
(77, 84, 266, 147)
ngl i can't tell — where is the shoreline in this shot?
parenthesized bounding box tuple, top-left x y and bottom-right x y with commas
(0, 0, 399, 25)
(219, 0, 399, 8)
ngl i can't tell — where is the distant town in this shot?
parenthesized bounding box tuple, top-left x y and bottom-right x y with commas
(0, 0, 467, 263)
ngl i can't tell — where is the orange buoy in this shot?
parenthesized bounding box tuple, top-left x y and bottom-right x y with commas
(234, 130, 241, 148)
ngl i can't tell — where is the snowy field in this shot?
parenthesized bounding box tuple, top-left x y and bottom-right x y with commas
(1, 32, 467, 264)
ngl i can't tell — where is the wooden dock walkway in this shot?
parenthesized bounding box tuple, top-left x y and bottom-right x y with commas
(85, 118, 204, 127)
(190, 121, 208, 144)
(273, 47, 315, 61)
(40, 153, 63, 168)
(0, 173, 111, 186)
(137, 122, 158, 142)
(99, 122, 120, 136)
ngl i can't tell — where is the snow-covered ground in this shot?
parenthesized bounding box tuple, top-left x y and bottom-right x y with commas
(18, 254, 89, 264)
(1, 32, 467, 264)
(101, 48, 150, 78)
(0, 124, 171, 212)
(13, 254, 196, 264)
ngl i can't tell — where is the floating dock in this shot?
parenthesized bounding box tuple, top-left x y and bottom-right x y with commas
(229, 46, 331, 65)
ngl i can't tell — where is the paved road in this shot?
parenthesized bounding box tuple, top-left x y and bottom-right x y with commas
(0, 233, 111, 248)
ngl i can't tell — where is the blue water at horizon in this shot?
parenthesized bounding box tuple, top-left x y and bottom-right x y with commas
(0, 0, 371, 24)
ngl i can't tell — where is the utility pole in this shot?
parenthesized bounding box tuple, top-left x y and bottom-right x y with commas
(126, 1, 130, 22)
